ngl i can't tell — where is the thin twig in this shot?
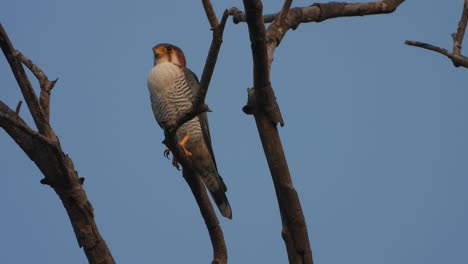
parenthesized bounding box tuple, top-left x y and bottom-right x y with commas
(15, 51, 49, 84)
(0, 22, 54, 138)
(202, 0, 219, 28)
(166, 9, 232, 136)
(15, 50, 58, 123)
(15, 101, 22, 114)
(405, 40, 468, 68)
(453, 0, 468, 55)
(405, 1, 468, 68)
(405, 40, 452, 56)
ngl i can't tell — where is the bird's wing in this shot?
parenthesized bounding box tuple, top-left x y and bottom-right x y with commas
(183, 68, 226, 188)
(183, 68, 216, 161)
(149, 93, 164, 129)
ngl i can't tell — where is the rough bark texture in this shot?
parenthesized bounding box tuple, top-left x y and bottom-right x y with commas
(242, 1, 312, 263)
(233, 0, 405, 25)
(240, 0, 406, 263)
(0, 22, 115, 264)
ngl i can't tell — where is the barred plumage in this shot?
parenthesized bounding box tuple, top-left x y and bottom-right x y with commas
(148, 64, 202, 140)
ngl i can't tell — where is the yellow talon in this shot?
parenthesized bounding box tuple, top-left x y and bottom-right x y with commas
(179, 134, 192, 157)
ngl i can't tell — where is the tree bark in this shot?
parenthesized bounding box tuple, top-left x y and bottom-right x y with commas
(242, 1, 312, 263)
(0, 22, 115, 264)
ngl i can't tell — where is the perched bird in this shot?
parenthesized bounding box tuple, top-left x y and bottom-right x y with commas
(147, 43, 232, 219)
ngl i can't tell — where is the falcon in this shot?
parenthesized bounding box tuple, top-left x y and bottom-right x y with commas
(147, 43, 232, 219)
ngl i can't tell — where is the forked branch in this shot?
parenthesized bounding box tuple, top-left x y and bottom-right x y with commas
(0, 23, 54, 138)
(239, 1, 406, 263)
(406, 0, 468, 68)
(233, 0, 405, 25)
(15, 51, 58, 123)
(242, 0, 312, 263)
(0, 22, 115, 264)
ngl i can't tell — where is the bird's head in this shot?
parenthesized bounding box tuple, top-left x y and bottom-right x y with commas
(152, 43, 186, 67)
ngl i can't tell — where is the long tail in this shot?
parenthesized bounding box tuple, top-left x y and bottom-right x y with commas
(201, 173, 232, 219)
(211, 184, 232, 219)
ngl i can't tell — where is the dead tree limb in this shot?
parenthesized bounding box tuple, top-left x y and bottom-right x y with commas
(406, 0, 468, 68)
(233, 0, 406, 72)
(161, 4, 235, 264)
(242, 1, 311, 263)
(0, 22, 115, 264)
(0, 24, 54, 138)
(239, 0, 405, 263)
(233, 0, 405, 25)
(202, 0, 220, 28)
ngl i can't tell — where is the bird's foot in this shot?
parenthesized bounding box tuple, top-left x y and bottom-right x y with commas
(164, 148, 171, 159)
(163, 148, 181, 170)
(172, 156, 181, 170)
(179, 134, 192, 157)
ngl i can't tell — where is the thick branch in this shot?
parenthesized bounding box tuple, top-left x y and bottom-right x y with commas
(0, 22, 54, 138)
(238, 0, 405, 74)
(1, 23, 115, 263)
(0, 100, 115, 264)
(453, 0, 468, 55)
(243, 0, 284, 126)
(234, 0, 405, 25)
(242, 1, 312, 263)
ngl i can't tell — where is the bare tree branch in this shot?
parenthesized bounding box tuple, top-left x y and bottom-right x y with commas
(0, 23, 54, 138)
(15, 101, 22, 114)
(15, 50, 57, 123)
(236, 0, 406, 74)
(405, 0, 468, 68)
(242, 1, 312, 263)
(405, 40, 468, 68)
(233, 0, 405, 25)
(202, 0, 219, 28)
(0, 22, 115, 264)
(453, 0, 468, 55)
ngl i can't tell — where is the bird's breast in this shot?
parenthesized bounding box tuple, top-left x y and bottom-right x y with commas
(147, 63, 181, 94)
(147, 63, 202, 140)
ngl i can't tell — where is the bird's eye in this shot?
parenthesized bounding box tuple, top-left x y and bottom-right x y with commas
(166, 47, 173, 52)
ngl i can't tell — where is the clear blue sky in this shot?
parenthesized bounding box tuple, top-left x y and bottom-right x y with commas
(1, 1, 467, 263)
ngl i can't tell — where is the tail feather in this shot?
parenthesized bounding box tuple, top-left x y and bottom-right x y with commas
(211, 188, 232, 219)
(200, 172, 232, 219)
